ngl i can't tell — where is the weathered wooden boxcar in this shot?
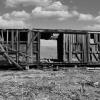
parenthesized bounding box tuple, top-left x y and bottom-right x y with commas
(0, 29, 40, 69)
(57, 30, 100, 66)
(0, 28, 100, 69)
(33, 29, 100, 67)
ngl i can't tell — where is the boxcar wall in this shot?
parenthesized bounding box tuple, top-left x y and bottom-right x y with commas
(88, 32, 100, 65)
(57, 32, 100, 66)
(0, 29, 40, 67)
(1, 29, 100, 68)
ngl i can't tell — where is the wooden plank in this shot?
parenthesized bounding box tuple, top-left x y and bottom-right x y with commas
(97, 34, 100, 60)
(27, 32, 38, 50)
(93, 53, 99, 61)
(63, 33, 68, 62)
(94, 34, 98, 51)
(11, 30, 14, 50)
(16, 30, 19, 63)
(37, 31, 40, 66)
(63, 33, 65, 62)
(69, 34, 72, 63)
(27, 30, 33, 63)
(73, 34, 75, 51)
(80, 35, 83, 62)
(7, 30, 9, 54)
(66, 34, 69, 61)
(1, 30, 4, 44)
(74, 53, 81, 62)
(0, 43, 23, 69)
(83, 34, 87, 63)
(88, 33, 91, 63)
(4, 45, 32, 58)
(26, 31, 28, 63)
(75, 34, 79, 62)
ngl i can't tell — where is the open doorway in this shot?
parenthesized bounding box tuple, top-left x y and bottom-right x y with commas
(40, 39, 57, 61)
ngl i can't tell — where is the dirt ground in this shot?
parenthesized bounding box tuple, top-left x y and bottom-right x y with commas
(0, 68, 100, 100)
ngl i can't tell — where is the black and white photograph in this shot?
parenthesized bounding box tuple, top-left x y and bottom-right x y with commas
(0, 0, 100, 100)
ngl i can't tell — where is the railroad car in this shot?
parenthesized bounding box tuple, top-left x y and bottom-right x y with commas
(0, 29, 100, 69)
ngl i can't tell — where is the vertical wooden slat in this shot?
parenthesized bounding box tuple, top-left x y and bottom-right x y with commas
(95, 34, 98, 61)
(72, 34, 74, 62)
(16, 30, 19, 63)
(87, 33, 90, 63)
(66, 34, 70, 63)
(80, 35, 82, 62)
(27, 30, 33, 63)
(11, 30, 14, 50)
(63, 33, 66, 62)
(37, 32, 40, 66)
(81, 34, 82, 62)
(63, 33, 68, 62)
(73, 34, 75, 52)
(1, 29, 4, 44)
(7, 30, 9, 54)
(83, 34, 87, 63)
(7, 30, 8, 44)
(69, 34, 72, 63)
(98, 34, 100, 60)
(26, 31, 28, 63)
(95, 34, 97, 51)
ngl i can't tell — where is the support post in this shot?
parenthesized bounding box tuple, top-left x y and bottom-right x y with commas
(87, 33, 90, 63)
(7, 30, 9, 54)
(11, 30, 14, 50)
(69, 34, 72, 63)
(37, 32, 40, 67)
(27, 30, 33, 63)
(1, 30, 4, 44)
(16, 30, 19, 63)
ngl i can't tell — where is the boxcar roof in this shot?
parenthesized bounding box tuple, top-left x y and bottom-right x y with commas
(32, 28, 100, 34)
(0, 29, 29, 32)
(1, 28, 100, 34)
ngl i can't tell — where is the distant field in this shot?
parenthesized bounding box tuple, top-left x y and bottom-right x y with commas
(40, 46, 57, 59)
(0, 68, 100, 100)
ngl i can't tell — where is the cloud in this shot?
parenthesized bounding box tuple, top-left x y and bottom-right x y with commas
(78, 13, 94, 21)
(32, 7, 72, 18)
(5, 0, 77, 20)
(0, 11, 30, 29)
(0, 16, 29, 28)
(32, 1, 78, 20)
(6, 0, 52, 7)
(2, 10, 30, 21)
(46, 1, 68, 11)
(95, 16, 100, 22)
(5, 0, 97, 22)
(84, 24, 100, 30)
(78, 13, 100, 22)
(31, 1, 96, 21)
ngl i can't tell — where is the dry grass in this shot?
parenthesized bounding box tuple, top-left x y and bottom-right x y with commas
(0, 68, 100, 100)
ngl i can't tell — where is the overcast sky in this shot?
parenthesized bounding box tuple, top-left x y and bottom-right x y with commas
(0, 0, 100, 30)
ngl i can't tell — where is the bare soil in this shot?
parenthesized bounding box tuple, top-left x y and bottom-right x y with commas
(0, 68, 100, 100)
